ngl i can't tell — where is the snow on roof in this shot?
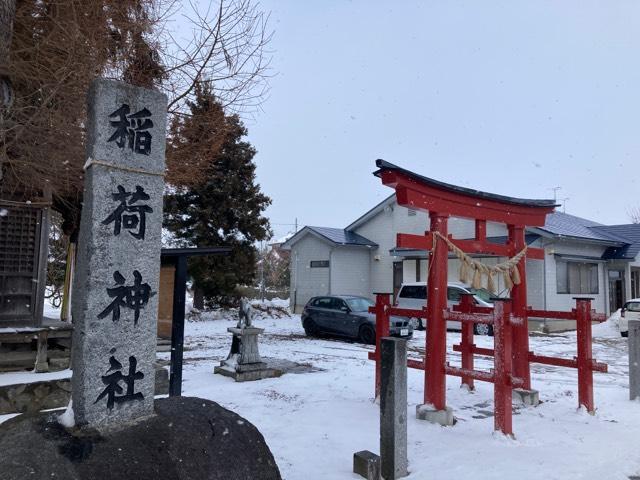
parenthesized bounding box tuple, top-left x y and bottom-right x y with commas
(270, 232, 295, 246)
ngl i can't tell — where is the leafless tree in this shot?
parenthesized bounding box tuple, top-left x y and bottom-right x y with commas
(628, 206, 640, 224)
(0, 0, 272, 230)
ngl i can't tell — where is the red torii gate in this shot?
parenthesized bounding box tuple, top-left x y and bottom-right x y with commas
(373, 159, 556, 422)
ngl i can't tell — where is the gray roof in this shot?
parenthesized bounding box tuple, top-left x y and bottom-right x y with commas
(307, 226, 378, 247)
(536, 212, 618, 243)
(595, 224, 640, 260)
(282, 226, 378, 249)
(531, 211, 640, 260)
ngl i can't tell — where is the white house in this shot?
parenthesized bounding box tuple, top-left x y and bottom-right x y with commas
(283, 193, 640, 331)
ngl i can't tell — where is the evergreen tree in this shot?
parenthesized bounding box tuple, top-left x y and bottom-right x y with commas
(164, 82, 271, 306)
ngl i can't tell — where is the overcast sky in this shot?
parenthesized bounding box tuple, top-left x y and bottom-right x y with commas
(188, 1, 640, 240)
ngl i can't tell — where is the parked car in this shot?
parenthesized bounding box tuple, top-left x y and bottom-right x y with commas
(396, 281, 496, 335)
(301, 295, 413, 344)
(619, 298, 640, 337)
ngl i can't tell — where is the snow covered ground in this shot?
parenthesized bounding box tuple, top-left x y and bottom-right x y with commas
(2, 300, 638, 479)
(155, 309, 639, 480)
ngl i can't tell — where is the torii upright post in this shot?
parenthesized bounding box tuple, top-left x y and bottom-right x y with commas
(508, 224, 539, 405)
(417, 212, 454, 425)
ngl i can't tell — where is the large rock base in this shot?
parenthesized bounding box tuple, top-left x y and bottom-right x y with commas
(0, 396, 281, 480)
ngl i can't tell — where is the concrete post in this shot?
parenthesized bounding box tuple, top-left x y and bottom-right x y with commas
(629, 319, 640, 401)
(380, 337, 408, 479)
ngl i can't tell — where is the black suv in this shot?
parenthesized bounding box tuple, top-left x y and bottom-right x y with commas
(301, 295, 413, 344)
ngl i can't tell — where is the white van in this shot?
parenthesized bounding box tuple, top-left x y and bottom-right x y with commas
(396, 281, 495, 335)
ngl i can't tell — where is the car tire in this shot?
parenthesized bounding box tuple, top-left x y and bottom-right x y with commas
(474, 323, 494, 336)
(358, 324, 376, 345)
(621, 331, 629, 338)
(303, 318, 319, 337)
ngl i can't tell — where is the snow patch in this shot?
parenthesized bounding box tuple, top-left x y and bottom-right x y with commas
(57, 400, 75, 428)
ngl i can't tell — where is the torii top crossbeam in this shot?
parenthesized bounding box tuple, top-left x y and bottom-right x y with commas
(374, 159, 556, 226)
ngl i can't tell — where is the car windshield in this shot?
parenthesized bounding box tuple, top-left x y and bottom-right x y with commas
(466, 287, 494, 303)
(346, 297, 374, 312)
(626, 301, 640, 312)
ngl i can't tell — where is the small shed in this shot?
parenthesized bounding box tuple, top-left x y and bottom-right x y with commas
(0, 199, 51, 327)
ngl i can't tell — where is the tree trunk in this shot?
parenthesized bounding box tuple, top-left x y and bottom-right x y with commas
(193, 285, 205, 310)
(0, 0, 15, 107)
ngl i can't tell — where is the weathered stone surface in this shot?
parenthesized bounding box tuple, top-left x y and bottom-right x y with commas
(0, 379, 71, 414)
(0, 396, 282, 480)
(71, 79, 167, 431)
(228, 327, 264, 364)
(380, 337, 408, 480)
(214, 364, 283, 382)
(416, 404, 455, 426)
(629, 319, 640, 400)
(512, 388, 540, 406)
(215, 327, 281, 382)
(353, 450, 381, 480)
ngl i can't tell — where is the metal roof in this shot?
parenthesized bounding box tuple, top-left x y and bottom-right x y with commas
(307, 226, 378, 247)
(374, 159, 558, 208)
(535, 211, 610, 241)
(594, 224, 640, 260)
(282, 226, 378, 249)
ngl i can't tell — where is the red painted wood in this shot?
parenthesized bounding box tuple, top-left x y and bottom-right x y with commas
(379, 169, 554, 225)
(397, 232, 433, 250)
(459, 294, 475, 390)
(526, 308, 577, 320)
(444, 365, 495, 383)
(576, 299, 595, 413)
(444, 310, 494, 324)
(407, 358, 426, 370)
(475, 219, 487, 242)
(452, 304, 494, 314)
(452, 344, 495, 357)
(397, 233, 545, 259)
(425, 212, 449, 410)
(493, 300, 514, 436)
(388, 307, 428, 318)
(509, 225, 531, 391)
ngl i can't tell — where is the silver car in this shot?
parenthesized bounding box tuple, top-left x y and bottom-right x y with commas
(619, 298, 640, 337)
(396, 281, 495, 335)
(301, 295, 413, 344)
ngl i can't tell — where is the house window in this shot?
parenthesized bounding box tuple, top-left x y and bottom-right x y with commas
(310, 260, 329, 268)
(556, 260, 599, 294)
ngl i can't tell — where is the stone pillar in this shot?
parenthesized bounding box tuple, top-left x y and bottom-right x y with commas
(629, 319, 640, 401)
(380, 337, 408, 479)
(71, 79, 166, 431)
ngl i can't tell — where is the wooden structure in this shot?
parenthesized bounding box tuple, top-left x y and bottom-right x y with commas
(0, 324, 72, 373)
(0, 199, 50, 327)
(157, 263, 176, 339)
(367, 160, 609, 436)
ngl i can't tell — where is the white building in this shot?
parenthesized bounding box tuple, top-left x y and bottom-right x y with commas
(283, 194, 640, 331)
